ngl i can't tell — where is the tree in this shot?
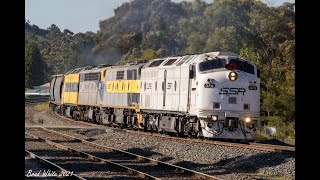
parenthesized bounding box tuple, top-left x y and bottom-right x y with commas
(25, 42, 46, 88)
(63, 29, 74, 36)
(47, 24, 61, 33)
(204, 26, 241, 53)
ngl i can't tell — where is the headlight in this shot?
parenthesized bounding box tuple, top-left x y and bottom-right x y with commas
(228, 71, 238, 81)
(244, 117, 251, 124)
(211, 115, 218, 121)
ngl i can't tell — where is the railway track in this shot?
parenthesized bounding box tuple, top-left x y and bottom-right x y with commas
(25, 150, 84, 179)
(26, 127, 220, 180)
(51, 110, 295, 153)
(25, 133, 144, 179)
(25, 95, 49, 105)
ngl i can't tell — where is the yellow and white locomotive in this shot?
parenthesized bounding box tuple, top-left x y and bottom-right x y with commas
(49, 51, 260, 141)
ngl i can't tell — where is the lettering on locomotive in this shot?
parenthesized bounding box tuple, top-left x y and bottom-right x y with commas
(219, 87, 246, 95)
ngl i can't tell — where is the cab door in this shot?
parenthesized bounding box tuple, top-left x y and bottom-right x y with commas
(188, 64, 197, 114)
(163, 70, 167, 108)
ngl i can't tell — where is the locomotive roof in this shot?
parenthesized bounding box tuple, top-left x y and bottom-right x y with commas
(63, 52, 248, 75)
(106, 63, 145, 72)
(51, 74, 64, 77)
(79, 67, 109, 74)
(141, 51, 241, 69)
(65, 64, 113, 74)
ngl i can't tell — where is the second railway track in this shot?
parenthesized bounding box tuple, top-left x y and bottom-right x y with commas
(25, 149, 84, 179)
(26, 127, 220, 180)
(25, 133, 143, 179)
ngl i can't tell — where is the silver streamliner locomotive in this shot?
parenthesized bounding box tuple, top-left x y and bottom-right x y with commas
(140, 52, 260, 140)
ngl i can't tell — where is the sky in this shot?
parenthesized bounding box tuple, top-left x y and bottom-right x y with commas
(25, 0, 295, 34)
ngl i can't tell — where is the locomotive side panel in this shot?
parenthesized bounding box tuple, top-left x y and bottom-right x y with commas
(104, 70, 115, 106)
(105, 69, 129, 107)
(103, 65, 142, 108)
(141, 69, 161, 109)
(98, 68, 109, 105)
(61, 74, 80, 105)
(50, 77, 56, 101)
(78, 72, 100, 106)
(53, 76, 63, 104)
(140, 57, 190, 113)
(163, 67, 181, 111)
(178, 66, 190, 112)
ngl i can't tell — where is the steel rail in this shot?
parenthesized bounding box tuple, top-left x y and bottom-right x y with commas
(25, 149, 85, 180)
(26, 131, 160, 180)
(36, 127, 221, 180)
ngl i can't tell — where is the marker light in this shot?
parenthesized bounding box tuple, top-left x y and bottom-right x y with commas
(228, 71, 238, 81)
(225, 63, 239, 70)
(211, 115, 218, 121)
(244, 117, 251, 124)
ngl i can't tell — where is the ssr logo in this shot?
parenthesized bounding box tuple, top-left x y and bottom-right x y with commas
(219, 87, 246, 95)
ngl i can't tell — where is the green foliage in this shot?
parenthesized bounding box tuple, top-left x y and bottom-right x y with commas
(25, 22, 96, 78)
(205, 26, 241, 53)
(140, 49, 160, 61)
(118, 48, 161, 65)
(186, 32, 207, 53)
(262, 116, 295, 144)
(254, 128, 269, 142)
(240, 46, 265, 66)
(25, 41, 46, 88)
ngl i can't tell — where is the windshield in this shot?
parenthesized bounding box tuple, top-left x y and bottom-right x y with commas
(199, 58, 226, 72)
(229, 59, 254, 75)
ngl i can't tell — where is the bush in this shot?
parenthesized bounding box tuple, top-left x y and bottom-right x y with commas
(256, 116, 295, 145)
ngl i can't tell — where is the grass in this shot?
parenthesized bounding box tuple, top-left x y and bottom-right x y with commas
(256, 116, 295, 145)
(255, 128, 269, 142)
(33, 103, 49, 111)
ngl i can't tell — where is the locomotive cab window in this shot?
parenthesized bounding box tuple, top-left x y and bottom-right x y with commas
(199, 58, 226, 72)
